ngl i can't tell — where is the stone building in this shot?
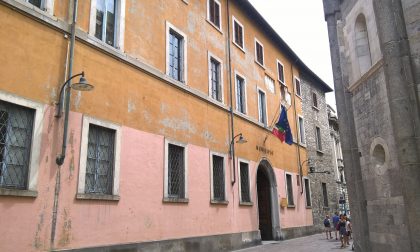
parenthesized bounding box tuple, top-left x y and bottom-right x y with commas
(323, 0, 420, 251)
(327, 105, 350, 215)
(300, 73, 338, 229)
(0, 0, 331, 251)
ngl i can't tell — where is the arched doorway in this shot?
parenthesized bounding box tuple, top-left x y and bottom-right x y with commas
(256, 159, 281, 240)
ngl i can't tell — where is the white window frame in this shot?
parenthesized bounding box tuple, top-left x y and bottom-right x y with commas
(254, 38, 265, 67)
(0, 91, 45, 194)
(206, 0, 222, 31)
(18, 0, 54, 15)
(303, 177, 312, 207)
(257, 87, 268, 126)
(234, 71, 248, 114)
(207, 51, 224, 103)
(238, 158, 252, 204)
(77, 116, 122, 197)
(166, 21, 188, 84)
(294, 76, 302, 97)
(232, 16, 245, 52)
(285, 172, 295, 207)
(276, 59, 285, 85)
(209, 151, 227, 203)
(89, 0, 126, 50)
(298, 115, 306, 145)
(164, 138, 189, 200)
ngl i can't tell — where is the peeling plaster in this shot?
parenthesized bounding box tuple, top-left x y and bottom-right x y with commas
(128, 99, 136, 113)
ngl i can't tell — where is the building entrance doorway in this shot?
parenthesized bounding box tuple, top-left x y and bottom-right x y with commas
(257, 167, 273, 240)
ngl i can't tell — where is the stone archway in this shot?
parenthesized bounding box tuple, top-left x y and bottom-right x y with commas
(256, 159, 281, 240)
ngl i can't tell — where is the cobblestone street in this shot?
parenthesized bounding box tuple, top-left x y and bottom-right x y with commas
(234, 234, 354, 252)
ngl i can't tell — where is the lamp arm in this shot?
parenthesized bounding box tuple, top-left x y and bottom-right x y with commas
(56, 72, 84, 117)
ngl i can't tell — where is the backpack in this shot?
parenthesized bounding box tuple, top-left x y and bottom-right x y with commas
(324, 218, 330, 227)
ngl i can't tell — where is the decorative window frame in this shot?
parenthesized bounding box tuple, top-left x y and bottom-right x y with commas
(206, 0, 222, 32)
(257, 87, 268, 126)
(165, 21, 188, 84)
(77, 116, 121, 200)
(0, 91, 45, 197)
(294, 76, 302, 98)
(234, 71, 248, 115)
(238, 158, 252, 205)
(163, 138, 189, 202)
(88, 0, 126, 51)
(276, 59, 285, 85)
(232, 16, 245, 52)
(297, 115, 306, 146)
(207, 51, 224, 103)
(209, 151, 228, 204)
(303, 177, 312, 208)
(254, 37, 265, 68)
(285, 172, 295, 207)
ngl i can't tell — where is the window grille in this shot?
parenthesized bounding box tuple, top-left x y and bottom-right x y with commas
(95, 0, 117, 46)
(236, 76, 246, 113)
(322, 182, 329, 207)
(212, 155, 225, 201)
(240, 162, 251, 202)
(85, 124, 115, 194)
(168, 144, 185, 198)
(209, 0, 220, 28)
(210, 58, 222, 102)
(286, 174, 294, 205)
(258, 90, 267, 125)
(304, 178, 311, 207)
(169, 30, 184, 82)
(0, 100, 34, 189)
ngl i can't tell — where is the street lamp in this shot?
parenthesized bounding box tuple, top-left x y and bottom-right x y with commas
(229, 133, 247, 157)
(55, 71, 94, 165)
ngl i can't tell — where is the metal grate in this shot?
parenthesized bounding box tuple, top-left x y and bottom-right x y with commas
(0, 100, 34, 189)
(168, 144, 185, 198)
(85, 124, 115, 194)
(212, 155, 225, 201)
(240, 162, 251, 202)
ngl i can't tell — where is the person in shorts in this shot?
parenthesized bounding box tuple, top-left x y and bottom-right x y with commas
(323, 215, 332, 239)
(339, 215, 348, 248)
(332, 212, 340, 240)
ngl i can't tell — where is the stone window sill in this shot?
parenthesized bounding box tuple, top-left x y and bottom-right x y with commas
(76, 193, 120, 201)
(317, 149, 324, 155)
(210, 199, 229, 205)
(163, 197, 189, 203)
(239, 201, 253, 206)
(0, 188, 37, 197)
(287, 205, 296, 208)
(306, 206, 312, 209)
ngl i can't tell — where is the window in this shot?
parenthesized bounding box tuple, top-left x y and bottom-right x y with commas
(316, 126, 322, 151)
(210, 153, 226, 202)
(255, 39, 264, 66)
(298, 116, 305, 145)
(232, 17, 244, 50)
(164, 139, 188, 201)
(304, 178, 312, 207)
(208, 53, 223, 102)
(264, 75, 275, 94)
(277, 60, 285, 84)
(0, 101, 34, 190)
(166, 22, 187, 83)
(85, 125, 115, 194)
(239, 160, 251, 203)
(312, 92, 318, 108)
(89, 0, 125, 49)
(257, 89, 267, 125)
(235, 73, 247, 114)
(355, 14, 372, 75)
(294, 77, 301, 97)
(78, 116, 121, 199)
(322, 182, 329, 207)
(207, 0, 221, 29)
(285, 173, 294, 206)
(0, 92, 44, 196)
(27, 0, 42, 8)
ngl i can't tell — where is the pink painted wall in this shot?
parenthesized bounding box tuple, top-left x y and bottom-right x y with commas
(0, 108, 313, 251)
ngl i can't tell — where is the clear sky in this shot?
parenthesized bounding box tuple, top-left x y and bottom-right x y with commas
(248, 0, 336, 109)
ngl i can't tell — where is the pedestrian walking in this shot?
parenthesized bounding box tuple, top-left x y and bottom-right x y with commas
(346, 216, 352, 245)
(338, 215, 348, 248)
(323, 215, 332, 239)
(332, 212, 340, 240)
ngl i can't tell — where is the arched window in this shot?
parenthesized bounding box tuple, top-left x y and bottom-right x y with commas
(355, 14, 372, 75)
